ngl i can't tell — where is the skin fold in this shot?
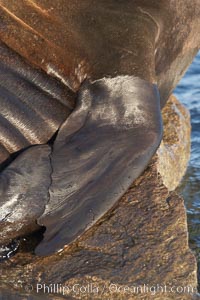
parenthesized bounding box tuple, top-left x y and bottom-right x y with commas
(0, 1, 199, 256)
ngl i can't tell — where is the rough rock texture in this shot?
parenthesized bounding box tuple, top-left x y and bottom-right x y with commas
(157, 95, 191, 191)
(0, 95, 197, 300)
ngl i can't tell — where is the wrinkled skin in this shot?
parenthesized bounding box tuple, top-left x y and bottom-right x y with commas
(0, 0, 199, 256)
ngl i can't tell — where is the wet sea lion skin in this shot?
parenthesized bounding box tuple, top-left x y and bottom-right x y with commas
(0, 41, 75, 164)
(0, 145, 51, 245)
(0, 1, 199, 256)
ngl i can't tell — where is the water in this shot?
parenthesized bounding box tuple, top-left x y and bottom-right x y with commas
(174, 52, 200, 275)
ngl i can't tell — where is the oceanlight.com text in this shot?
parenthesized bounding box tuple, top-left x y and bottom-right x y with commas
(25, 282, 197, 296)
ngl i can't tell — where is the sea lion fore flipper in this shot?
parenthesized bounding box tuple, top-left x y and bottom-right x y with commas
(0, 145, 51, 246)
(36, 76, 163, 255)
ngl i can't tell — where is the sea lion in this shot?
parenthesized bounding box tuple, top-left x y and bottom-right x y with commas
(0, 0, 199, 256)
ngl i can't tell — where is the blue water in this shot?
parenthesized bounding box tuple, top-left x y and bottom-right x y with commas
(174, 52, 200, 264)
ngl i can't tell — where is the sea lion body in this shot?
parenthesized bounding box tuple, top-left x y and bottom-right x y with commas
(0, 1, 199, 256)
(0, 1, 198, 100)
(0, 41, 75, 164)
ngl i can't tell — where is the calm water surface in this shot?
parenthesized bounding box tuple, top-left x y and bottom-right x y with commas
(174, 52, 200, 273)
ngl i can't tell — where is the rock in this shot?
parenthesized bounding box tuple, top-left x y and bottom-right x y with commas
(0, 95, 197, 300)
(157, 95, 191, 191)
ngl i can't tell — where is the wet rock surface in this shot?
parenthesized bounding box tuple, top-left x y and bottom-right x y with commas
(0, 96, 197, 299)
